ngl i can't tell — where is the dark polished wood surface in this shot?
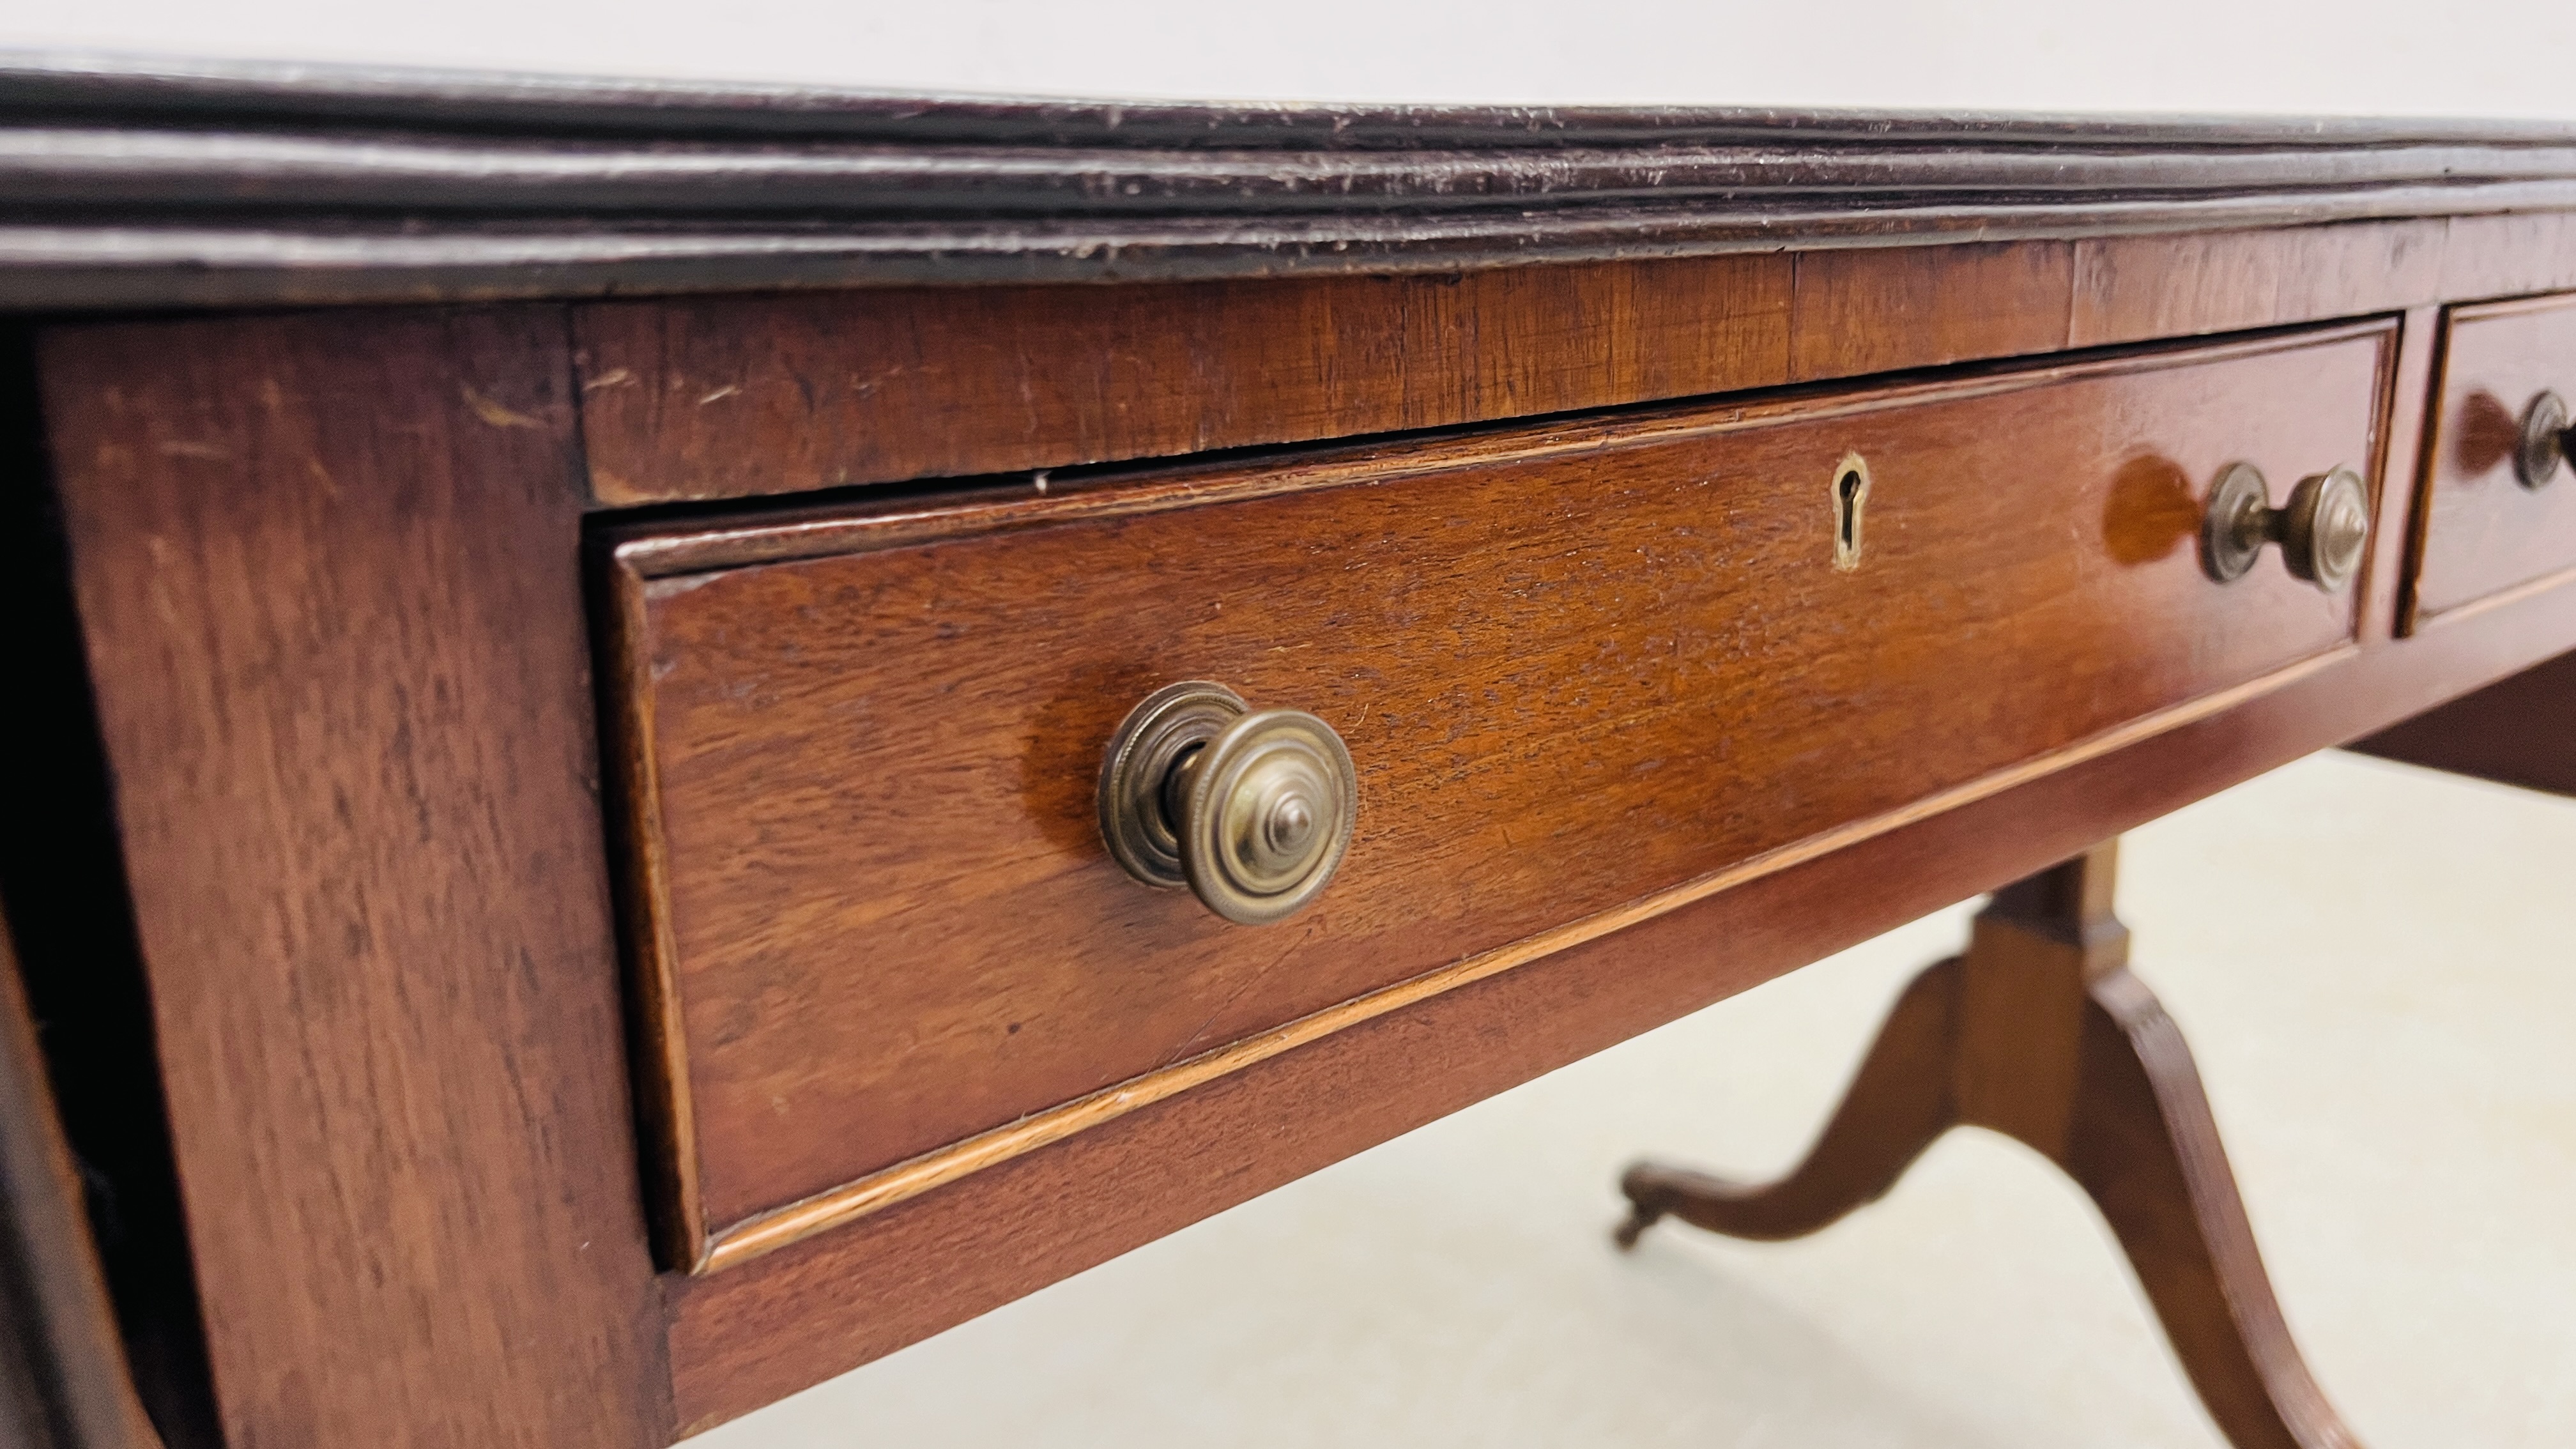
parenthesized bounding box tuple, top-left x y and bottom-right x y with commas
(2407, 292, 2576, 625)
(14, 57, 2576, 304)
(667, 523, 2576, 1434)
(0, 54, 2571, 1449)
(572, 256, 1794, 504)
(580, 216, 2570, 505)
(39, 310, 670, 1447)
(612, 323, 2388, 1271)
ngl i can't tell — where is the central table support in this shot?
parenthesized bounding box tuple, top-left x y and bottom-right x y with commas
(1615, 841, 2364, 1449)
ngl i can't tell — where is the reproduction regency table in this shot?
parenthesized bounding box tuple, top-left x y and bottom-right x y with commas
(1, 54, 2572, 1449)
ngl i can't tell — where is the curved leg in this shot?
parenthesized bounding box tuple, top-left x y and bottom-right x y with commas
(1613, 843, 2366, 1449)
(2070, 969, 2363, 1449)
(1616, 958, 1962, 1246)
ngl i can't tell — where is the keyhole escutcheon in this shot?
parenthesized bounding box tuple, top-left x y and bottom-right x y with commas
(1832, 453, 1871, 572)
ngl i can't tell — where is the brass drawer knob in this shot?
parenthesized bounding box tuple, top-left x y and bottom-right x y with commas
(1098, 681, 1357, 926)
(2517, 390, 2572, 488)
(2198, 462, 2369, 594)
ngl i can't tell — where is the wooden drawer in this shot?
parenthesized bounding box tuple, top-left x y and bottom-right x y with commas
(2412, 292, 2576, 625)
(601, 322, 2391, 1273)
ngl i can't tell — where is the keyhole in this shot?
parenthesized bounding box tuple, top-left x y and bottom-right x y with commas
(1831, 453, 1871, 572)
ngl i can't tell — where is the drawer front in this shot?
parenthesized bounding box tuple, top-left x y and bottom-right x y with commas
(605, 323, 2389, 1271)
(2414, 293, 2576, 623)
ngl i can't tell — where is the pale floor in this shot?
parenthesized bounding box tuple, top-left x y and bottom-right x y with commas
(700, 751, 2576, 1448)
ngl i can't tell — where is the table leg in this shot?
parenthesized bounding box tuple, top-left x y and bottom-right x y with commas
(1615, 841, 2363, 1449)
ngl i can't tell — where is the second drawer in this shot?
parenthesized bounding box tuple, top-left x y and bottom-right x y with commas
(2412, 291, 2576, 624)
(602, 321, 2391, 1271)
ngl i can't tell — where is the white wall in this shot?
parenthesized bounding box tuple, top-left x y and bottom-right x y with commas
(3, 0, 2573, 119)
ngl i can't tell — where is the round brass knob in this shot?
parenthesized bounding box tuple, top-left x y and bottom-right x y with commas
(1098, 681, 1356, 926)
(2517, 390, 2571, 489)
(2280, 467, 2370, 591)
(2198, 462, 2369, 595)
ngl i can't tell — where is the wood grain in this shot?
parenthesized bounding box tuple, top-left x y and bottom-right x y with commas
(1788, 241, 2073, 380)
(611, 324, 2389, 1269)
(2072, 972, 2361, 1449)
(663, 542, 2576, 1431)
(2071, 221, 2448, 348)
(573, 217, 2576, 509)
(0, 319, 213, 1445)
(41, 309, 669, 1448)
(571, 256, 1795, 503)
(2407, 290, 2576, 625)
(2437, 211, 2576, 305)
(2361, 306, 2446, 647)
(14, 187, 2575, 1443)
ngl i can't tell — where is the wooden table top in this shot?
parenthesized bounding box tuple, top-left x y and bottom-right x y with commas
(7, 52, 2576, 1449)
(11, 53, 2576, 306)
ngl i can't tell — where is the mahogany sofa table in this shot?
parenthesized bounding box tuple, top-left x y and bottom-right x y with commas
(1, 56, 2571, 1448)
